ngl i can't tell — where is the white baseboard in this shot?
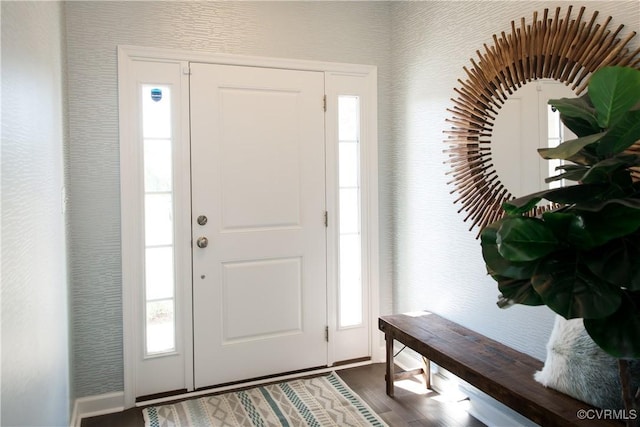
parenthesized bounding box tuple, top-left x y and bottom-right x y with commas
(70, 391, 125, 427)
(460, 383, 539, 427)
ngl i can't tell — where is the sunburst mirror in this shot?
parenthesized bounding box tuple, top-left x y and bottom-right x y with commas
(444, 6, 640, 236)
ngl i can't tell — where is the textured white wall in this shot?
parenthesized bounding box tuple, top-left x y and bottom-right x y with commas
(65, 1, 393, 398)
(1, 2, 70, 425)
(389, 0, 640, 360)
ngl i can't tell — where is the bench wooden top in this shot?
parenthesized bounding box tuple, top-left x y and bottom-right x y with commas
(379, 312, 622, 427)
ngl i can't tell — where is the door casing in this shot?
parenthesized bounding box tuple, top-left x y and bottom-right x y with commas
(118, 45, 380, 408)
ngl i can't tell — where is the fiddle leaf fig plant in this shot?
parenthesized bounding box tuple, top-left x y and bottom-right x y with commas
(480, 66, 640, 359)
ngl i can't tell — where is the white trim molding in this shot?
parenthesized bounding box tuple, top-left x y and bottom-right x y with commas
(70, 392, 125, 427)
(461, 383, 540, 427)
(118, 50, 193, 407)
(118, 45, 376, 75)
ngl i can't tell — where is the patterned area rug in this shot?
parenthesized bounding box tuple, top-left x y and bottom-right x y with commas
(143, 372, 388, 427)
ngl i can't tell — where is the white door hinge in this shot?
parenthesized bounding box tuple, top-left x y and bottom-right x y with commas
(323, 95, 327, 112)
(324, 211, 328, 227)
(183, 66, 192, 75)
(325, 326, 329, 342)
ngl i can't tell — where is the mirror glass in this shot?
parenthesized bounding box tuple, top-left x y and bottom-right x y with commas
(492, 79, 577, 198)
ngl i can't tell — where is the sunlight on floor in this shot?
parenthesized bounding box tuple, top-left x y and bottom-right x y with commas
(395, 372, 466, 399)
(394, 373, 476, 421)
(394, 377, 431, 395)
(442, 398, 477, 423)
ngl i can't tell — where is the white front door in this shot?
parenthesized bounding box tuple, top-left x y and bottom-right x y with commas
(190, 63, 328, 388)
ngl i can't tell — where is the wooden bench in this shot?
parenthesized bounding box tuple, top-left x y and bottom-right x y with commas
(379, 312, 622, 427)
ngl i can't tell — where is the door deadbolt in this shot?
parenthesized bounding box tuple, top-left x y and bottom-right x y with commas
(196, 237, 209, 248)
(197, 215, 208, 226)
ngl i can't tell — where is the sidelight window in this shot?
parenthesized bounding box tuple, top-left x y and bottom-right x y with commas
(547, 105, 565, 190)
(141, 85, 176, 355)
(337, 95, 362, 328)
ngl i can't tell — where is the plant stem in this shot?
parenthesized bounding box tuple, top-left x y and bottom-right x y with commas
(618, 359, 639, 427)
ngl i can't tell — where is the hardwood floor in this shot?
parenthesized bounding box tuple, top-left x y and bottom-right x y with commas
(81, 363, 486, 427)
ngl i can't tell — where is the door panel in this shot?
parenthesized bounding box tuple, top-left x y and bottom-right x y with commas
(190, 63, 327, 388)
(222, 257, 302, 342)
(218, 87, 302, 230)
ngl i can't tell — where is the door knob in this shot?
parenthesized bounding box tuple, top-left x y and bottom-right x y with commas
(196, 237, 209, 248)
(197, 215, 208, 226)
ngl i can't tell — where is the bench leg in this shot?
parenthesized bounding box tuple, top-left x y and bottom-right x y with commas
(385, 332, 394, 397)
(422, 357, 431, 390)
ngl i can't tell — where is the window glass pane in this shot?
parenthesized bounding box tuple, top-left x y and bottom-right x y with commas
(339, 188, 359, 234)
(338, 96, 359, 141)
(141, 83, 175, 356)
(144, 193, 173, 247)
(146, 299, 175, 354)
(339, 234, 362, 327)
(338, 95, 363, 329)
(144, 139, 172, 192)
(145, 247, 174, 300)
(142, 85, 171, 139)
(547, 106, 563, 190)
(339, 142, 359, 188)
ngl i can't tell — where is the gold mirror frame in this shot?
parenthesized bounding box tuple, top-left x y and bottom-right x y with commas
(444, 6, 640, 235)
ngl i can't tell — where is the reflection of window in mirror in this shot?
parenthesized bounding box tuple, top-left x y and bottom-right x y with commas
(492, 80, 576, 198)
(547, 105, 576, 190)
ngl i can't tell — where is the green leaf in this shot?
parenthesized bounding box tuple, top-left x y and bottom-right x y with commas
(580, 154, 640, 184)
(585, 234, 640, 290)
(567, 145, 601, 166)
(504, 184, 610, 211)
(540, 211, 575, 242)
(545, 165, 589, 184)
(504, 189, 557, 211)
(532, 255, 622, 319)
(496, 217, 560, 262)
(494, 276, 544, 307)
(481, 221, 538, 279)
(575, 197, 640, 213)
(553, 164, 589, 173)
(596, 109, 640, 157)
(502, 196, 542, 215)
(548, 94, 599, 133)
(588, 66, 640, 128)
(558, 113, 601, 138)
(544, 184, 611, 204)
(538, 132, 605, 161)
(584, 292, 640, 358)
(570, 203, 640, 248)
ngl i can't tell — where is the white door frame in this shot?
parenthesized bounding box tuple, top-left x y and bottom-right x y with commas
(118, 45, 379, 409)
